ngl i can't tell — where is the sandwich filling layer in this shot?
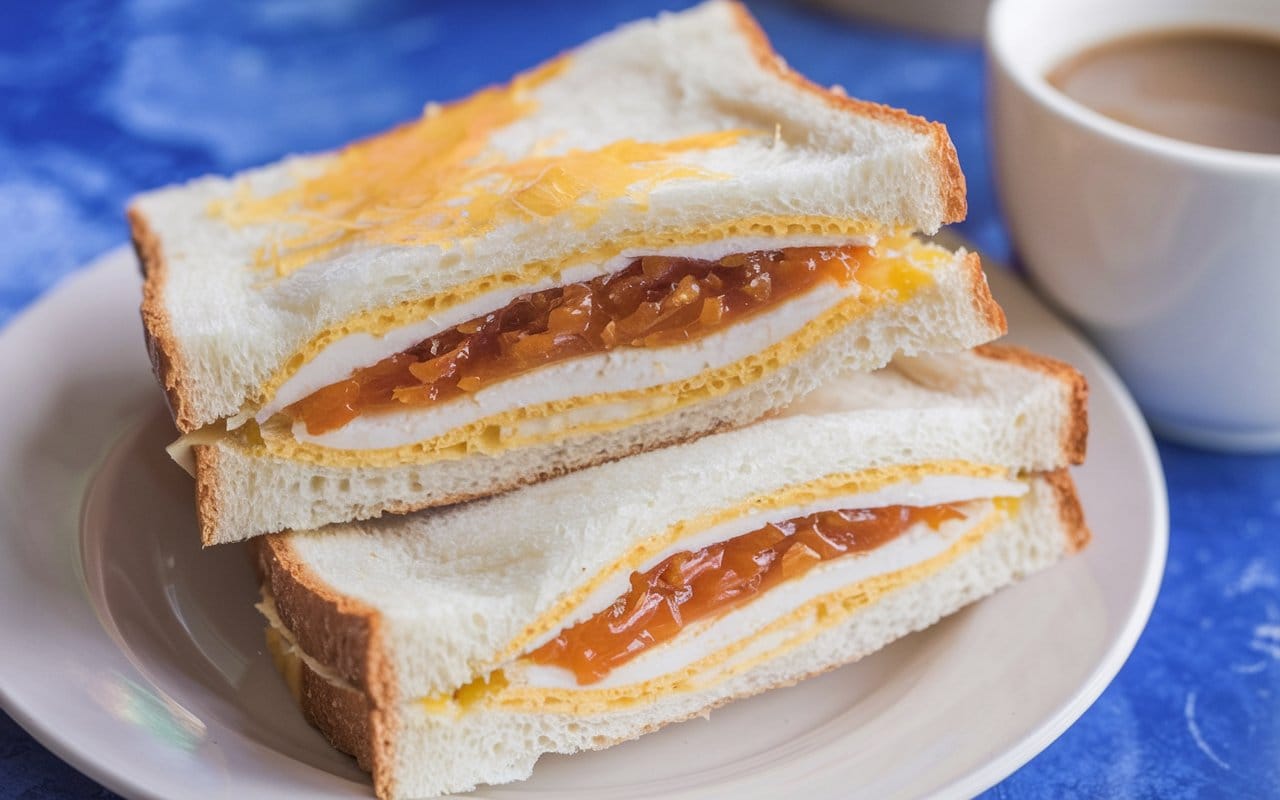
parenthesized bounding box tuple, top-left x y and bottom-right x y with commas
(258, 472, 1029, 717)
(284, 243, 876, 436)
(525, 501, 971, 685)
(241, 219, 890, 428)
(492, 496, 1013, 711)
(511, 471, 1024, 655)
(249, 231, 872, 426)
(261, 495, 1012, 717)
(196, 235, 951, 467)
(507, 472, 1026, 691)
(287, 281, 845, 451)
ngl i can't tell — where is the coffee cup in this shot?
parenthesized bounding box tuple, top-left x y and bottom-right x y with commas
(987, 0, 1280, 451)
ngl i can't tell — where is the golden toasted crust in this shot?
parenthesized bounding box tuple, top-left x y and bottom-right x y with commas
(129, 206, 199, 433)
(973, 343, 1089, 465)
(962, 251, 1007, 339)
(192, 444, 224, 547)
(1043, 468, 1091, 553)
(727, 1, 967, 225)
(288, 656, 398, 798)
(296, 660, 375, 770)
(255, 539, 399, 797)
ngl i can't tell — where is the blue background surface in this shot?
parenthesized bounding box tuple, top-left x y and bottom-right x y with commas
(1, 1, 1278, 797)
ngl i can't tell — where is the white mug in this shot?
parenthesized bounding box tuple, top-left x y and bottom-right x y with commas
(987, 0, 1280, 451)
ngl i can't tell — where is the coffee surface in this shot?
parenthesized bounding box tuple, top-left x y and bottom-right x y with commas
(1048, 29, 1280, 155)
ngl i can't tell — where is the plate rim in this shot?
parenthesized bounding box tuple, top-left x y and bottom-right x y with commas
(941, 271, 1169, 797)
(0, 245, 1169, 800)
(0, 249, 174, 800)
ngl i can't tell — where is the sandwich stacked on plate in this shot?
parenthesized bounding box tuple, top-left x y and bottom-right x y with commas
(255, 344, 1086, 798)
(129, 2, 1089, 798)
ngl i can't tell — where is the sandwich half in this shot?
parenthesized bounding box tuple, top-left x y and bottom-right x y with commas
(252, 344, 1089, 799)
(130, 0, 1005, 545)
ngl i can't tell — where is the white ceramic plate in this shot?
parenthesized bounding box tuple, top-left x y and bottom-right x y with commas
(0, 246, 1166, 800)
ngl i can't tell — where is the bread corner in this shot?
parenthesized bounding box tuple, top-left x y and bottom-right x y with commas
(724, 1, 966, 227)
(252, 534, 399, 709)
(973, 343, 1089, 465)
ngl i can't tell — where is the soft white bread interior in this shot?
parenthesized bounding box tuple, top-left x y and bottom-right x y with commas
(261, 471, 1086, 800)
(252, 344, 1087, 708)
(193, 251, 1006, 545)
(130, 0, 967, 433)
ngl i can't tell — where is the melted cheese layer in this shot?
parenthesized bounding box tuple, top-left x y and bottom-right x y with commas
(213, 54, 755, 278)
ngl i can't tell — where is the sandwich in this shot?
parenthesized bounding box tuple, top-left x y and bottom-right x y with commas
(129, 0, 1005, 545)
(253, 344, 1089, 799)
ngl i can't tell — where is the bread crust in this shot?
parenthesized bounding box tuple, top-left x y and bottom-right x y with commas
(252, 535, 400, 793)
(296, 658, 375, 770)
(251, 537, 394, 702)
(287, 652, 399, 798)
(973, 343, 1089, 465)
(963, 251, 1007, 340)
(726, 1, 967, 225)
(129, 206, 199, 433)
(1043, 467, 1091, 553)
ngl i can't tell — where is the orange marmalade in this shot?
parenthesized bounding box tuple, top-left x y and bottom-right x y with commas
(287, 245, 872, 434)
(526, 503, 968, 685)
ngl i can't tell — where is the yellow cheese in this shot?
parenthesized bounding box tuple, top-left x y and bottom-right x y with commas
(264, 626, 303, 705)
(421, 670, 510, 717)
(211, 51, 753, 280)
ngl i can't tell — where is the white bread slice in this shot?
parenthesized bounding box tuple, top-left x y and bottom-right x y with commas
(129, 0, 967, 434)
(193, 250, 1005, 545)
(250, 344, 1087, 719)
(262, 470, 1084, 799)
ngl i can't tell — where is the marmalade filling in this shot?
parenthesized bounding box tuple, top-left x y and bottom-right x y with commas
(287, 245, 873, 434)
(526, 502, 969, 685)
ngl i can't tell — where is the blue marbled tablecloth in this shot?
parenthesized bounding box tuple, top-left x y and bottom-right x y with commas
(2, 1, 1278, 797)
